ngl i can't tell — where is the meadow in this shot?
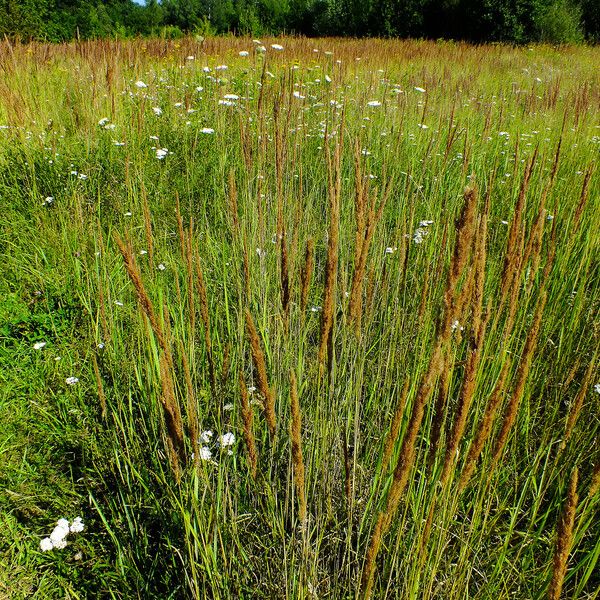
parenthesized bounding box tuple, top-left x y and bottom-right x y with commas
(0, 36, 599, 599)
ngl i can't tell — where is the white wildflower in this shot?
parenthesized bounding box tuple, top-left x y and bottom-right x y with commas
(152, 107, 162, 116)
(33, 342, 46, 350)
(70, 517, 84, 533)
(200, 127, 214, 134)
(157, 263, 166, 271)
(239, 51, 249, 57)
(155, 148, 169, 160)
(200, 430, 213, 443)
(414, 86, 426, 93)
(40, 538, 54, 552)
(219, 432, 235, 447)
(134, 81, 147, 88)
(98, 117, 110, 127)
(50, 524, 69, 544)
(65, 377, 79, 385)
(594, 383, 600, 394)
(271, 44, 284, 51)
(367, 100, 381, 107)
(199, 446, 212, 460)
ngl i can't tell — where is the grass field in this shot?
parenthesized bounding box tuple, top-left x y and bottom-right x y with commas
(0, 36, 599, 599)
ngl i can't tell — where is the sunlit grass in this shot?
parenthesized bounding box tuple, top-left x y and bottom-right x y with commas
(0, 36, 599, 599)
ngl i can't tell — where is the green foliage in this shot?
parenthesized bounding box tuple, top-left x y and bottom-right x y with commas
(535, 0, 584, 43)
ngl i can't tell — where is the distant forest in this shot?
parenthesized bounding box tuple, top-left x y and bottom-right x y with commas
(1, 0, 599, 43)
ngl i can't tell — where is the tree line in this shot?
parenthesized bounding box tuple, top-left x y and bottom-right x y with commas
(1, 0, 598, 43)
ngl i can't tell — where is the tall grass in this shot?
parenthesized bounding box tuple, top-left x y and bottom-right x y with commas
(0, 36, 599, 599)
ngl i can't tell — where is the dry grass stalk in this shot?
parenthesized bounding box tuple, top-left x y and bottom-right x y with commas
(362, 187, 478, 598)
(428, 366, 451, 470)
(245, 308, 276, 439)
(318, 140, 342, 367)
(348, 150, 392, 330)
(280, 225, 291, 325)
(548, 467, 579, 600)
(91, 353, 107, 419)
(178, 339, 200, 470)
(114, 233, 170, 364)
(239, 371, 258, 480)
(159, 351, 185, 480)
(572, 165, 593, 234)
(491, 289, 547, 470)
(289, 370, 307, 528)
(562, 352, 598, 449)
(440, 208, 490, 486)
(499, 150, 537, 306)
(588, 462, 600, 499)
(381, 379, 411, 475)
(300, 238, 315, 315)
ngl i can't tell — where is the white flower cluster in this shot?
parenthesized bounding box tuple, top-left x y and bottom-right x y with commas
(594, 383, 600, 395)
(40, 517, 84, 551)
(193, 430, 236, 461)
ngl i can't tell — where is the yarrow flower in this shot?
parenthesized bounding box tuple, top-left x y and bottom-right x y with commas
(134, 80, 147, 88)
(155, 148, 169, 160)
(594, 383, 600, 394)
(65, 377, 79, 385)
(40, 517, 84, 552)
(199, 446, 212, 460)
(271, 44, 284, 51)
(33, 342, 46, 350)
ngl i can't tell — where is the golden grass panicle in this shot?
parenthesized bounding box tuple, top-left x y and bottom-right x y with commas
(245, 308, 276, 439)
(548, 467, 579, 600)
(239, 371, 258, 480)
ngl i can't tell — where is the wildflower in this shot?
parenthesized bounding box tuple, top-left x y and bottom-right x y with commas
(219, 432, 235, 447)
(325, 75, 332, 83)
(40, 538, 54, 552)
(385, 247, 397, 254)
(70, 517, 84, 533)
(271, 44, 284, 51)
(186, 55, 195, 61)
(200, 430, 213, 443)
(97, 343, 105, 350)
(139, 249, 148, 255)
(196, 86, 204, 92)
(223, 403, 234, 411)
(247, 386, 257, 393)
(200, 128, 214, 134)
(256, 46, 266, 53)
(199, 446, 212, 460)
(98, 117, 110, 126)
(594, 383, 600, 394)
(53, 539, 67, 549)
(157, 263, 166, 271)
(419, 220, 434, 227)
(215, 65, 228, 71)
(33, 342, 46, 350)
(451, 320, 464, 332)
(65, 377, 79, 385)
(50, 523, 69, 544)
(239, 51, 249, 57)
(43, 196, 54, 206)
(293, 91, 305, 99)
(367, 100, 382, 107)
(414, 86, 426, 93)
(152, 107, 162, 116)
(155, 148, 169, 160)
(114, 300, 124, 306)
(134, 81, 147, 88)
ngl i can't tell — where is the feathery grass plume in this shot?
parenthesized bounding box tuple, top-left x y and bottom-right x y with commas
(381, 379, 411, 475)
(361, 187, 478, 598)
(193, 249, 216, 395)
(179, 339, 200, 470)
(348, 152, 392, 330)
(490, 289, 548, 471)
(300, 238, 315, 316)
(562, 351, 598, 449)
(280, 225, 290, 325)
(239, 371, 258, 480)
(141, 182, 154, 271)
(548, 467, 579, 600)
(572, 165, 593, 234)
(318, 140, 342, 367)
(289, 370, 307, 529)
(245, 308, 276, 439)
(459, 357, 512, 491)
(428, 366, 451, 470)
(440, 205, 490, 485)
(159, 351, 185, 480)
(228, 170, 240, 236)
(498, 149, 537, 307)
(114, 233, 170, 364)
(588, 463, 600, 499)
(91, 353, 107, 419)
